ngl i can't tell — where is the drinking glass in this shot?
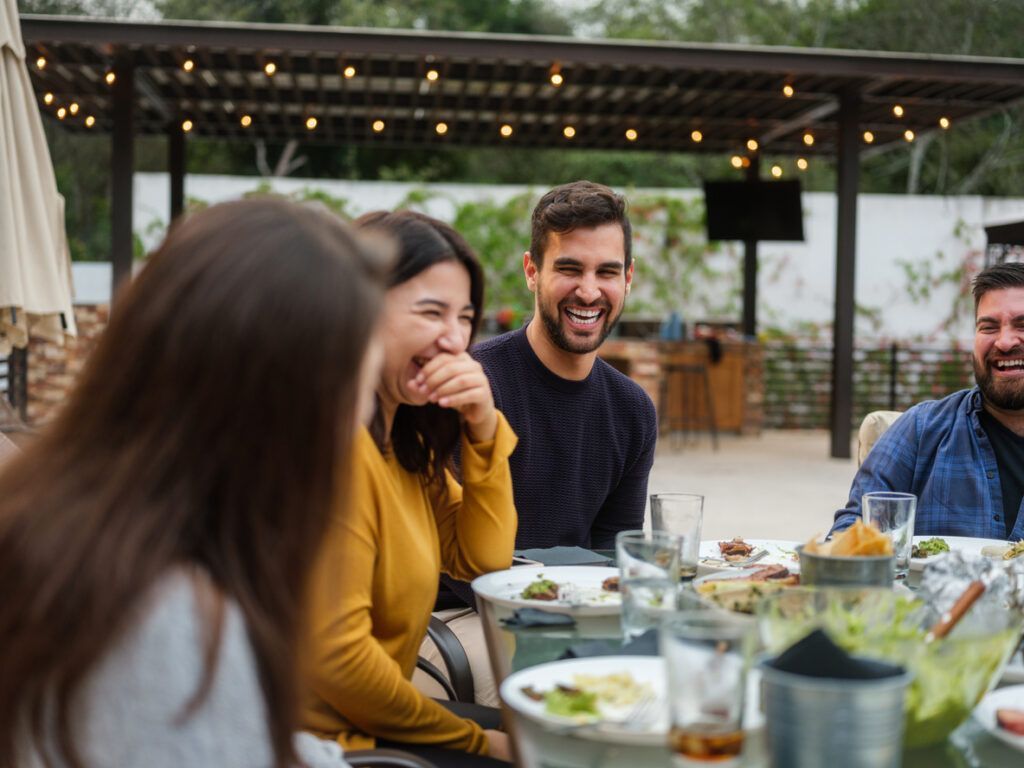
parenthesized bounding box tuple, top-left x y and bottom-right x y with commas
(660, 611, 754, 766)
(650, 493, 704, 581)
(862, 492, 917, 579)
(616, 530, 681, 641)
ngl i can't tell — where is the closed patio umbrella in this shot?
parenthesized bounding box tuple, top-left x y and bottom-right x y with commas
(0, 0, 75, 356)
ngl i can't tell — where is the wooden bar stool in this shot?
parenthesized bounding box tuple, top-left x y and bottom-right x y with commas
(659, 358, 719, 450)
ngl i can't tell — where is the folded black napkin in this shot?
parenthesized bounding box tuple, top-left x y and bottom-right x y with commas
(768, 629, 905, 680)
(500, 608, 577, 628)
(559, 628, 659, 659)
(515, 546, 613, 567)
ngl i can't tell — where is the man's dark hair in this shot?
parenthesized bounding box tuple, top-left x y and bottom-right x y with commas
(529, 180, 632, 268)
(973, 262, 1024, 311)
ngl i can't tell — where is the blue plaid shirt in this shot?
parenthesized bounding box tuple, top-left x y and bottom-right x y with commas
(832, 387, 1024, 540)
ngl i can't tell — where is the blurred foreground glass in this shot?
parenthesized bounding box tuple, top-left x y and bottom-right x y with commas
(660, 611, 753, 766)
(862, 492, 917, 579)
(616, 530, 681, 641)
(650, 493, 704, 581)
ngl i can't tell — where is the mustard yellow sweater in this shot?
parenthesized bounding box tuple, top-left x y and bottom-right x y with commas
(303, 413, 518, 754)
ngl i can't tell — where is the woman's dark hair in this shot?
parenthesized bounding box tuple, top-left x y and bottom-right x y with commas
(355, 210, 485, 487)
(530, 180, 632, 268)
(0, 198, 389, 768)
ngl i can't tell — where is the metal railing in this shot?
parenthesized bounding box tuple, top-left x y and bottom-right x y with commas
(763, 342, 974, 430)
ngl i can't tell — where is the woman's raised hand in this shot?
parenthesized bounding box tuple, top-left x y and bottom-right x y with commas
(411, 335, 497, 442)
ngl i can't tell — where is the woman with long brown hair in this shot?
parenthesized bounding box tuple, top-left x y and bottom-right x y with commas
(303, 211, 516, 765)
(0, 198, 389, 768)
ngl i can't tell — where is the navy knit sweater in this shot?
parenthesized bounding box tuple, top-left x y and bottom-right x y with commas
(473, 326, 658, 550)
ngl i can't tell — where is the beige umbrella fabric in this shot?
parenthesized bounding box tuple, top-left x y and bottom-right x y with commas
(0, 0, 76, 356)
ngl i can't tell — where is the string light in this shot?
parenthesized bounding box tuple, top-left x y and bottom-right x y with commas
(85, 115, 95, 128)
(625, 128, 638, 142)
(691, 129, 703, 143)
(372, 119, 385, 132)
(36, 56, 46, 70)
(105, 71, 116, 85)
(740, 157, 751, 168)
(305, 116, 318, 130)
(563, 125, 576, 138)
(863, 130, 875, 144)
(550, 72, 564, 86)
(68, 102, 79, 115)
(435, 121, 448, 135)
(343, 65, 356, 78)
(182, 119, 193, 132)
(939, 116, 951, 129)
(904, 129, 915, 142)
(892, 104, 904, 117)
(240, 114, 252, 127)
(500, 124, 513, 138)
(803, 132, 815, 146)
(782, 84, 794, 98)
(56, 107, 67, 120)
(425, 69, 439, 82)
(770, 165, 783, 178)
(747, 138, 759, 151)
(797, 157, 808, 171)
(730, 155, 743, 169)
(183, 59, 195, 72)
(264, 61, 277, 77)
(43, 92, 54, 105)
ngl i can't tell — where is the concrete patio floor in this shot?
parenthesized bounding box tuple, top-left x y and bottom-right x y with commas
(647, 430, 859, 543)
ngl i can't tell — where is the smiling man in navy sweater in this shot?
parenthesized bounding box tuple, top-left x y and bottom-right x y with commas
(474, 180, 658, 550)
(426, 181, 659, 706)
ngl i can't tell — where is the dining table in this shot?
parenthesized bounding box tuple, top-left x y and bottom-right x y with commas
(473, 548, 1024, 768)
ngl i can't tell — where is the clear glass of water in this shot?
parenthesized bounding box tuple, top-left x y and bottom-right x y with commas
(660, 611, 754, 766)
(862, 491, 917, 579)
(616, 530, 681, 641)
(650, 493, 704, 581)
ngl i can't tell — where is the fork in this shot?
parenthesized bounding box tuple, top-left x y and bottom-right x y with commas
(702, 548, 769, 568)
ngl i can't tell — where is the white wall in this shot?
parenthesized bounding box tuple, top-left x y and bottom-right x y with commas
(75, 173, 1024, 344)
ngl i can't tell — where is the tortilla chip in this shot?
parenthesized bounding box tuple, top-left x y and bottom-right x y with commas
(806, 520, 892, 557)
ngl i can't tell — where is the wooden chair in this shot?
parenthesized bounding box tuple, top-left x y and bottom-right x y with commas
(658, 355, 718, 450)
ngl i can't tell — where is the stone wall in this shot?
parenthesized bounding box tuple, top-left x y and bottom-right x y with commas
(26, 304, 109, 425)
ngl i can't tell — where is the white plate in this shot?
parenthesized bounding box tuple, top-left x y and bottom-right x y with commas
(909, 535, 1012, 572)
(699, 539, 801, 574)
(471, 566, 622, 616)
(500, 656, 668, 746)
(973, 684, 1024, 752)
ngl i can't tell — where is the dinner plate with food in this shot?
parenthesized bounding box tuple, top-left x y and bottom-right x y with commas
(693, 563, 801, 615)
(471, 566, 622, 616)
(973, 684, 1024, 753)
(500, 656, 668, 746)
(909, 535, 1024, 571)
(698, 537, 801, 574)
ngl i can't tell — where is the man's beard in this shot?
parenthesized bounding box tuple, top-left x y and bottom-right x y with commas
(538, 286, 622, 355)
(974, 351, 1024, 410)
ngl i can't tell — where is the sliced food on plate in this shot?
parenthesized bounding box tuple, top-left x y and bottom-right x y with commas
(718, 537, 756, 560)
(695, 564, 800, 614)
(998, 708, 1024, 736)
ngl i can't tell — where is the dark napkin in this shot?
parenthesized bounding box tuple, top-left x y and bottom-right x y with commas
(500, 608, 577, 628)
(559, 628, 659, 659)
(768, 629, 905, 680)
(515, 546, 613, 567)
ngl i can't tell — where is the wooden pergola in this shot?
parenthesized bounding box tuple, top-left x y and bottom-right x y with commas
(21, 13, 1024, 457)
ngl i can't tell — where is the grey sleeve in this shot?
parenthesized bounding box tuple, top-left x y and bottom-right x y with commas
(72, 574, 349, 768)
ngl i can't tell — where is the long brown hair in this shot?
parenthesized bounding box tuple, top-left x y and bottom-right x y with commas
(355, 210, 484, 489)
(0, 198, 389, 768)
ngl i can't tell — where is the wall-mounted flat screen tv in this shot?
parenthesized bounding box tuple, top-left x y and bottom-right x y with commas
(703, 180, 804, 242)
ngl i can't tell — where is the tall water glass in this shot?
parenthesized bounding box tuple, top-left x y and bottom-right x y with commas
(616, 530, 681, 641)
(660, 611, 753, 766)
(651, 493, 704, 581)
(862, 492, 917, 579)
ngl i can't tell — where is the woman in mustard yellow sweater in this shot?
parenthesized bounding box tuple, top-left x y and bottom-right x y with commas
(304, 211, 517, 765)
